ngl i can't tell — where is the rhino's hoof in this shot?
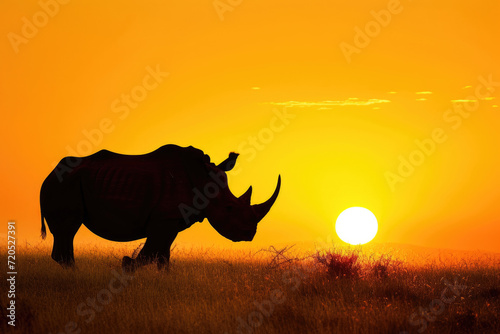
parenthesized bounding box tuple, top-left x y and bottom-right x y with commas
(122, 256, 136, 273)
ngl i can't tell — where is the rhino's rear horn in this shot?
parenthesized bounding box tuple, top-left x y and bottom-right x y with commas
(252, 175, 281, 223)
(239, 186, 252, 205)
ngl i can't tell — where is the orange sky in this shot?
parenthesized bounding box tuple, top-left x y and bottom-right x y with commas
(1, 0, 499, 252)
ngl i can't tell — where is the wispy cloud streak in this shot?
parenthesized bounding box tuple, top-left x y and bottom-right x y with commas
(268, 98, 391, 108)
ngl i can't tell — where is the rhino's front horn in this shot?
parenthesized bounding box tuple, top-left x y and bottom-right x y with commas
(252, 175, 281, 223)
(239, 186, 253, 205)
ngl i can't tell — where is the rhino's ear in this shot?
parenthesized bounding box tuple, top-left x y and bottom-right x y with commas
(217, 152, 239, 171)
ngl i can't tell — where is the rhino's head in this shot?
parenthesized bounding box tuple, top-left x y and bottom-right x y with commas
(202, 153, 281, 242)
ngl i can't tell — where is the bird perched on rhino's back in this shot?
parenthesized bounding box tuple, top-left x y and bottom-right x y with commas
(40, 144, 281, 272)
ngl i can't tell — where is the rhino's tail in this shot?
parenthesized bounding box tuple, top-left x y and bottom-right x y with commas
(41, 212, 47, 240)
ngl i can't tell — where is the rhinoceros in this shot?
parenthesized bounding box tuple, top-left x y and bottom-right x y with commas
(40, 144, 280, 271)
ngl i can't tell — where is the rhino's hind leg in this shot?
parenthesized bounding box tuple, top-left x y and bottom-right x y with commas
(50, 219, 82, 267)
(52, 233, 77, 267)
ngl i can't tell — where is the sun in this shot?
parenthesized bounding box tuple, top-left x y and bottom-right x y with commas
(335, 207, 378, 245)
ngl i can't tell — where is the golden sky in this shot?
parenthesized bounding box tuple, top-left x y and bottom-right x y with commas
(1, 0, 499, 252)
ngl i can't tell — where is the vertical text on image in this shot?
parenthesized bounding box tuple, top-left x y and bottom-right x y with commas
(6, 221, 17, 327)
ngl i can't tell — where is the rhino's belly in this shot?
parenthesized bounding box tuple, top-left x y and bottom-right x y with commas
(82, 205, 150, 242)
(81, 165, 185, 240)
(83, 220, 148, 242)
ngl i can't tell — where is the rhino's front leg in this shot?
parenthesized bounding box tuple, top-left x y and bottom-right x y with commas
(122, 220, 179, 272)
(122, 255, 136, 272)
(121, 253, 154, 273)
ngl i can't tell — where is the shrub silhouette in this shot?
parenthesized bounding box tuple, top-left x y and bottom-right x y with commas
(314, 248, 360, 279)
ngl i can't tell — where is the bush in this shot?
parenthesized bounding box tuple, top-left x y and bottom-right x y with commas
(314, 248, 360, 279)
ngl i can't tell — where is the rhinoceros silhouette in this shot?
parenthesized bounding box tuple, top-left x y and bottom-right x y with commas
(40, 144, 280, 271)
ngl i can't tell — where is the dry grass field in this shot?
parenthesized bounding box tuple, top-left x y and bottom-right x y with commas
(1, 242, 499, 334)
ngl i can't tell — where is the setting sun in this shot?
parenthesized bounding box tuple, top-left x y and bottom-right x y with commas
(335, 207, 378, 245)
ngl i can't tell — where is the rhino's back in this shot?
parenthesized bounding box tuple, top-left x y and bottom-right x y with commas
(76, 145, 209, 239)
(81, 145, 208, 207)
(40, 145, 210, 241)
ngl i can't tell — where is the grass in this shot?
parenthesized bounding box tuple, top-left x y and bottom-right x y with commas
(1, 242, 499, 334)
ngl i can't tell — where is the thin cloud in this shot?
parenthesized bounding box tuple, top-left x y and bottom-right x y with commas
(416, 98, 427, 101)
(268, 98, 391, 107)
(451, 99, 478, 103)
(416, 91, 433, 95)
(450, 97, 494, 103)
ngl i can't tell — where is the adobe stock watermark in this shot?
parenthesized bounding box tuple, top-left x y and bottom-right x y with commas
(48, 268, 135, 334)
(339, 0, 407, 64)
(213, 0, 243, 21)
(385, 74, 499, 192)
(232, 107, 295, 174)
(52, 64, 169, 183)
(400, 277, 468, 333)
(178, 169, 230, 227)
(7, 0, 71, 54)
